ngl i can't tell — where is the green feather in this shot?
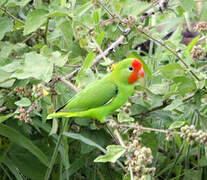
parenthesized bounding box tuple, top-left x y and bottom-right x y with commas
(47, 58, 139, 123)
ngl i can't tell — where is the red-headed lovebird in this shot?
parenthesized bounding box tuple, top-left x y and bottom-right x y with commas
(47, 58, 144, 123)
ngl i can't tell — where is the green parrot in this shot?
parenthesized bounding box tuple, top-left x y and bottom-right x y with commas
(47, 58, 144, 123)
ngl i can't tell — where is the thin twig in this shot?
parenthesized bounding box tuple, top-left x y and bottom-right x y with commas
(91, 36, 107, 62)
(0, 7, 24, 24)
(140, 0, 169, 22)
(59, 77, 79, 93)
(60, 28, 131, 81)
(114, 128, 134, 180)
(44, 18, 49, 45)
(96, 0, 124, 32)
(21, 33, 37, 44)
(137, 27, 201, 81)
(116, 124, 181, 135)
(92, 28, 131, 67)
(138, 92, 196, 116)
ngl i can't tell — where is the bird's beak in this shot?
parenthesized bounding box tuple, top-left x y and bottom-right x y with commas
(139, 68, 144, 77)
(139, 68, 145, 86)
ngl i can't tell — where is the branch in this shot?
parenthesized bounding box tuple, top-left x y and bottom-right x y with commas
(44, 18, 49, 45)
(59, 28, 131, 82)
(91, 36, 107, 62)
(140, 0, 169, 22)
(138, 93, 196, 116)
(21, 33, 37, 44)
(0, 7, 24, 24)
(59, 77, 79, 93)
(116, 123, 181, 135)
(137, 27, 201, 81)
(92, 28, 131, 67)
(114, 128, 134, 180)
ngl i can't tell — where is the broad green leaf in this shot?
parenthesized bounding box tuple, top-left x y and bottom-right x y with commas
(15, 97, 31, 107)
(0, 79, 15, 88)
(0, 70, 12, 83)
(14, 0, 31, 7)
(0, 61, 21, 73)
(173, 76, 196, 95)
(200, 3, 207, 21)
(164, 99, 183, 111)
(12, 52, 53, 82)
(179, 0, 196, 12)
(187, 35, 200, 52)
(76, 52, 96, 87)
(0, 41, 15, 58)
(141, 131, 158, 156)
(76, 1, 93, 17)
(169, 121, 186, 130)
(127, 52, 152, 78)
(93, 10, 99, 24)
(49, 118, 58, 135)
(0, 124, 49, 166)
(79, 52, 95, 72)
(0, 0, 7, 6)
(0, 17, 13, 40)
(95, 31, 106, 46)
(8, 145, 47, 180)
(168, 21, 183, 44)
(160, 63, 184, 79)
(59, 19, 73, 49)
(94, 145, 126, 163)
(24, 9, 48, 35)
(0, 113, 14, 123)
(1, 155, 24, 180)
(63, 132, 106, 153)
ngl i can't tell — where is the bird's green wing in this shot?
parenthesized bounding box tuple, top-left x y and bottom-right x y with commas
(65, 80, 118, 112)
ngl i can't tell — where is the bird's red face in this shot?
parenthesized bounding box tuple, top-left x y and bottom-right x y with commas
(128, 59, 144, 84)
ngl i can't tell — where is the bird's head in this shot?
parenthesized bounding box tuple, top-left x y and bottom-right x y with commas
(112, 58, 144, 84)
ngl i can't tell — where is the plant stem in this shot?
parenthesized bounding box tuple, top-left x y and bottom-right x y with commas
(0, 7, 24, 24)
(44, 18, 49, 45)
(44, 120, 67, 180)
(137, 27, 201, 81)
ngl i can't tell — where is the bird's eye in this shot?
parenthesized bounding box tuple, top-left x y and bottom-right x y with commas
(128, 66, 133, 71)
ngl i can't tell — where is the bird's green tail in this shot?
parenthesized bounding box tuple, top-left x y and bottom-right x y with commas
(47, 112, 78, 119)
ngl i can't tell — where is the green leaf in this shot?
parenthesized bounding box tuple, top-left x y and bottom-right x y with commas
(173, 76, 196, 95)
(24, 9, 48, 35)
(200, 3, 207, 21)
(95, 31, 106, 46)
(11, 52, 53, 82)
(0, 113, 14, 124)
(169, 121, 186, 130)
(164, 99, 183, 111)
(0, 124, 49, 166)
(0, 16, 13, 40)
(76, 1, 93, 17)
(160, 63, 184, 79)
(15, 98, 31, 107)
(94, 145, 126, 163)
(79, 52, 95, 72)
(1, 155, 24, 180)
(63, 132, 106, 153)
(49, 118, 58, 135)
(76, 52, 96, 87)
(178, 0, 196, 12)
(187, 35, 200, 52)
(59, 19, 73, 49)
(93, 10, 99, 24)
(0, 70, 12, 83)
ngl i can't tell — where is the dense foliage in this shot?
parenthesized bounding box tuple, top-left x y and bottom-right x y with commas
(0, 0, 207, 179)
